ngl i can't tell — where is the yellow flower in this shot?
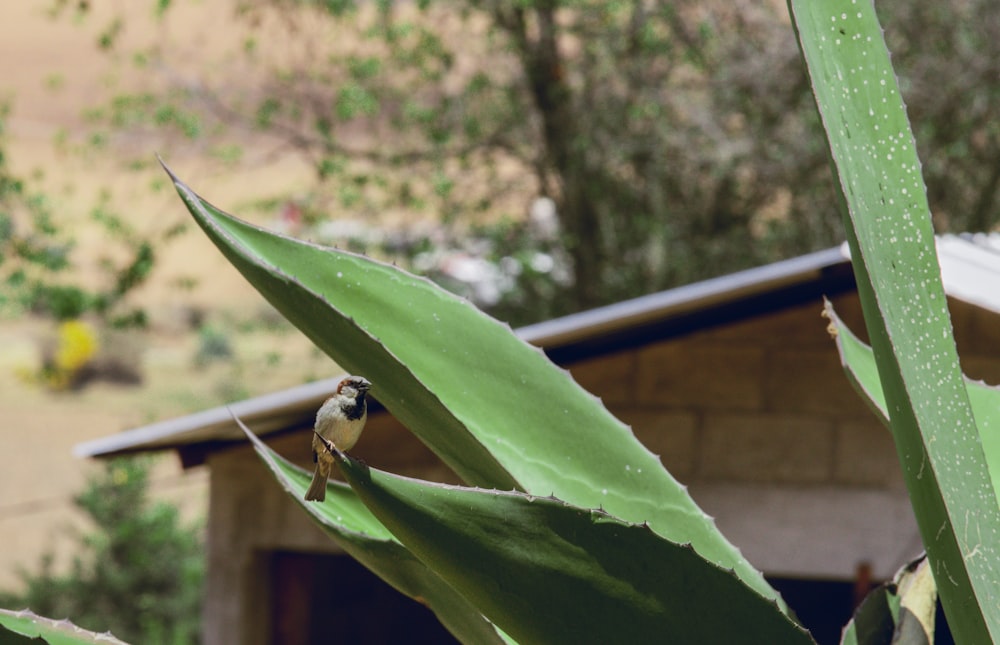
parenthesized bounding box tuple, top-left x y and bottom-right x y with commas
(51, 320, 98, 387)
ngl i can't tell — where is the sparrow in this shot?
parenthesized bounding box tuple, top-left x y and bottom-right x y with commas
(304, 375, 372, 502)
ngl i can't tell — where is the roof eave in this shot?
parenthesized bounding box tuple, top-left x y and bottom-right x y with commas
(75, 246, 855, 460)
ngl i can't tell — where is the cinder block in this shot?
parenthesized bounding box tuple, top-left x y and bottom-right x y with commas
(355, 414, 463, 483)
(699, 413, 835, 484)
(570, 351, 638, 404)
(765, 348, 874, 416)
(636, 341, 765, 410)
(958, 301, 1000, 361)
(949, 298, 975, 353)
(958, 355, 1000, 387)
(833, 420, 903, 488)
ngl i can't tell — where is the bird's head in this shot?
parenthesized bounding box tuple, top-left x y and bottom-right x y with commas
(336, 375, 372, 399)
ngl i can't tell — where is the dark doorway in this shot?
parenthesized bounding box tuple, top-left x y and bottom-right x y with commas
(767, 576, 858, 645)
(268, 551, 459, 645)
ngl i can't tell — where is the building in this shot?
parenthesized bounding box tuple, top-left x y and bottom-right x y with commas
(76, 236, 1000, 645)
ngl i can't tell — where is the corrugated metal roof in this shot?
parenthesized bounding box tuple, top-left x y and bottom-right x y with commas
(936, 233, 1000, 314)
(517, 247, 847, 350)
(75, 236, 1000, 460)
(73, 377, 341, 459)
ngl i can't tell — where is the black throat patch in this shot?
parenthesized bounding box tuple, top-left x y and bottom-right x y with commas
(344, 393, 367, 421)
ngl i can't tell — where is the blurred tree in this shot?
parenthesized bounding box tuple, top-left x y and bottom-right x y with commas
(883, 1, 1000, 234)
(0, 100, 185, 388)
(52, 0, 1000, 323)
(0, 102, 172, 329)
(0, 457, 204, 645)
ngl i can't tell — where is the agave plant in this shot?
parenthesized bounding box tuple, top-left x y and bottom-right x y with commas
(155, 1, 1000, 642)
(160, 151, 809, 643)
(6, 1, 998, 643)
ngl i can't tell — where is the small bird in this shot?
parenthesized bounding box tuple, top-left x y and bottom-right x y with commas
(304, 375, 372, 502)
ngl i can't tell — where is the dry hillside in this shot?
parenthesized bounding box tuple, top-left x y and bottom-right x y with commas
(0, 1, 348, 590)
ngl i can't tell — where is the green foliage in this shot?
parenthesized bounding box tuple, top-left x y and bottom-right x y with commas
(51, 1, 1000, 326)
(193, 323, 233, 367)
(0, 104, 160, 330)
(46, 1, 835, 322)
(0, 458, 204, 645)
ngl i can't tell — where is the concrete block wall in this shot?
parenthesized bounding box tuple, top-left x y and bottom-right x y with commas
(566, 293, 951, 580)
(570, 294, 1000, 495)
(570, 293, 903, 491)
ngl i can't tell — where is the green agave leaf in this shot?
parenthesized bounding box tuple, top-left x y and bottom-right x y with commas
(0, 609, 129, 645)
(163, 162, 783, 609)
(790, 0, 1000, 640)
(233, 416, 510, 645)
(333, 452, 814, 645)
(825, 302, 1000, 499)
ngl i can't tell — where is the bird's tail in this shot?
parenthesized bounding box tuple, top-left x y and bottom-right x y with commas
(304, 465, 328, 502)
